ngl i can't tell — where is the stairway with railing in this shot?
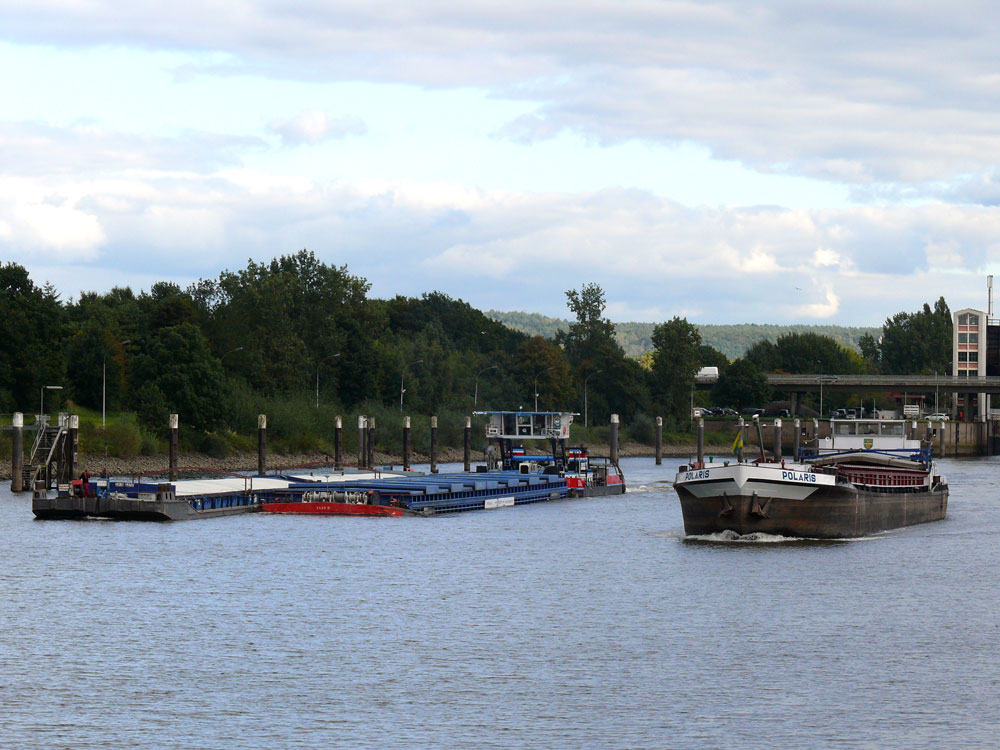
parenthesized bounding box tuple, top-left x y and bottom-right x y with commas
(23, 417, 66, 490)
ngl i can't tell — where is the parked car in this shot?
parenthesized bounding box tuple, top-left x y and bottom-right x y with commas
(926, 413, 950, 421)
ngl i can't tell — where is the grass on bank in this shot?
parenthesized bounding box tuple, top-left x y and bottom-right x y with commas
(0, 401, 737, 461)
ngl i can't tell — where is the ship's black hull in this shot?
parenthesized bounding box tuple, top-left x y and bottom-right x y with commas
(676, 482, 948, 539)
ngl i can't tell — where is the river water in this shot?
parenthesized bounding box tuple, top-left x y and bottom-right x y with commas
(1, 455, 998, 749)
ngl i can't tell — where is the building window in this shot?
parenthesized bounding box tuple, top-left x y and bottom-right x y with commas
(959, 333, 968, 343)
(970, 351, 979, 362)
(958, 370, 968, 377)
(970, 314, 980, 325)
(959, 314, 969, 325)
(959, 352, 968, 362)
(970, 332, 979, 344)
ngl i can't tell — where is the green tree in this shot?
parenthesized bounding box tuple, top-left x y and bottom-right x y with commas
(555, 283, 648, 422)
(128, 322, 227, 430)
(557, 283, 620, 364)
(650, 317, 702, 420)
(712, 358, 772, 410)
(0, 263, 67, 412)
(859, 332, 881, 371)
(746, 332, 858, 375)
(514, 336, 574, 410)
(192, 251, 376, 402)
(876, 297, 952, 375)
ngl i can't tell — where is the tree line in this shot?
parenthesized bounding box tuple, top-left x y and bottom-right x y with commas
(0, 253, 954, 447)
(0, 255, 713, 439)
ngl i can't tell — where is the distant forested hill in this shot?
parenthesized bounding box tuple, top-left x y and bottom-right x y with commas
(487, 310, 879, 360)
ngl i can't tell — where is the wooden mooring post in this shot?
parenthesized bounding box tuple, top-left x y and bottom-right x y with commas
(169, 413, 179, 481)
(773, 418, 782, 460)
(257, 414, 266, 476)
(655, 416, 662, 466)
(793, 418, 801, 460)
(10, 412, 23, 492)
(64, 414, 78, 484)
(403, 416, 412, 471)
(610, 414, 619, 465)
(334, 416, 343, 466)
(697, 417, 705, 465)
(358, 416, 367, 467)
(463, 416, 471, 471)
(430, 416, 438, 473)
(366, 417, 376, 469)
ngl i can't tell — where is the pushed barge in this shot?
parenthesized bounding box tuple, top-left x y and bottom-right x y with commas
(32, 470, 389, 521)
(674, 419, 948, 539)
(263, 470, 567, 516)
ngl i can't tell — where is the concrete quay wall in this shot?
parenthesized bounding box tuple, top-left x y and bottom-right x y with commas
(702, 418, 994, 457)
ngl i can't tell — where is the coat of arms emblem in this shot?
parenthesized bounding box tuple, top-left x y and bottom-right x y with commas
(863, 438, 873, 449)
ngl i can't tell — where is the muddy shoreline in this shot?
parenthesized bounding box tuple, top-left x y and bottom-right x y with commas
(0, 441, 742, 480)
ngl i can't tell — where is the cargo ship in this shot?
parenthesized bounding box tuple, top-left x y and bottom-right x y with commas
(673, 418, 948, 539)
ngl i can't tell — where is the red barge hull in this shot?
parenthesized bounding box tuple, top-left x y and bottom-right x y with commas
(263, 501, 404, 516)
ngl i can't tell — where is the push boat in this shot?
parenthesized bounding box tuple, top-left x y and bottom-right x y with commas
(477, 411, 625, 498)
(673, 419, 948, 539)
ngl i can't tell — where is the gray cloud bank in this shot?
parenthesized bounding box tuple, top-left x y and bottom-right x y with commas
(3, 1, 1000, 193)
(4, 140, 995, 323)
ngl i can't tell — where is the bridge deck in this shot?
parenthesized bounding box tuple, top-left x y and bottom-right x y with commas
(766, 374, 1000, 394)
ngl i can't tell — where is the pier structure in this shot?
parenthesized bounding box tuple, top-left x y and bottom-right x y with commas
(6, 412, 72, 491)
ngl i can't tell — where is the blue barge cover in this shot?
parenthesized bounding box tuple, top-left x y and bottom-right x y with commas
(285, 470, 568, 514)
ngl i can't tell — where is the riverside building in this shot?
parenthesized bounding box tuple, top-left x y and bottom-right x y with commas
(953, 277, 1000, 421)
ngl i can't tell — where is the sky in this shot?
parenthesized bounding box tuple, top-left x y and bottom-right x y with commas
(3, 1, 1000, 326)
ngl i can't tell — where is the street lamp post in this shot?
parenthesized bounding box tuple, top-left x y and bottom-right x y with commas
(816, 375, 838, 418)
(400, 359, 423, 411)
(474, 364, 498, 408)
(103, 339, 131, 429)
(316, 353, 342, 408)
(584, 369, 603, 427)
(533, 366, 554, 411)
(40, 385, 62, 420)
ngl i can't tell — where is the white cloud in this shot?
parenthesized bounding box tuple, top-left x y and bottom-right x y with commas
(0, 177, 105, 259)
(793, 285, 840, 320)
(0, 119, 997, 324)
(2, 2, 1000, 193)
(268, 111, 367, 146)
(812, 248, 840, 267)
